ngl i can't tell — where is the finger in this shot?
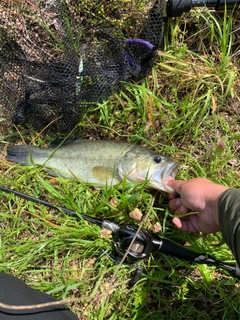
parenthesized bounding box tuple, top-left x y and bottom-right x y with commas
(172, 217, 185, 230)
(168, 198, 182, 211)
(168, 198, 190, 214)
(174, 204, 190, 216)
(172, 217, 199, 232)
(167, 193, 178, 200)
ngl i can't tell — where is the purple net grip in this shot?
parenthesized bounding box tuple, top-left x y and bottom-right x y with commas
(126, 39, 154, 50)
(124, 50, 137, 68)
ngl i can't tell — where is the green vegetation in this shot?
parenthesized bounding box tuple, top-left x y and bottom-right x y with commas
(0, 2, 240, 320)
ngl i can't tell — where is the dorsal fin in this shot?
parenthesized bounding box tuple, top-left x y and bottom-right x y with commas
(50, 138, 76, 148)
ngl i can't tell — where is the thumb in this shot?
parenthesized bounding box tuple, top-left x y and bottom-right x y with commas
(167, 179, 186, 194)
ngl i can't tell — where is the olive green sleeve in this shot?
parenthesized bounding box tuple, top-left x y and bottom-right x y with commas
(218, 189, 240, 266)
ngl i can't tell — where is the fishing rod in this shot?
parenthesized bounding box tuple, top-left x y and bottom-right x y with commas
(166, 0, 240, 17)
(0, 185, 239, 285)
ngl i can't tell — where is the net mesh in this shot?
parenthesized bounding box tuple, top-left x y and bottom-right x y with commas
(0, 0, 165, 132)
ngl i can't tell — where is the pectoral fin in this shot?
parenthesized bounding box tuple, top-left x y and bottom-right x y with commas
(91, 166, 118, 185)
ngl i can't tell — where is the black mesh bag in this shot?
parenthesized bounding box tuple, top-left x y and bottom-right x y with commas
(0, 0, 165, 132)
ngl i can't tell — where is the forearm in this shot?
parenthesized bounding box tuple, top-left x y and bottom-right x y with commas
(218, 189, 240, 267)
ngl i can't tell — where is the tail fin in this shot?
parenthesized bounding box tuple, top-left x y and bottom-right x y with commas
(6, 145, 31, 165)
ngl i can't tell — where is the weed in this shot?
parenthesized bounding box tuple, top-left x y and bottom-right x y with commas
(0, 4, 240, 320)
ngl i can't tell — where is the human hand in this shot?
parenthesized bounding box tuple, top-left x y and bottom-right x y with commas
(167, 178, 229, 233)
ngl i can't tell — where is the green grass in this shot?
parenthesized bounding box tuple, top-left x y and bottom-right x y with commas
(0, 3, 240, 320)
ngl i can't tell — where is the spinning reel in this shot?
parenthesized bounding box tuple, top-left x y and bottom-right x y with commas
(0, 185, 240, 286)
(108, 223, 240, 285)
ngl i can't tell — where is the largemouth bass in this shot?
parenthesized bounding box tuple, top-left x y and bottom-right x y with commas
(6, 140, 179, 193)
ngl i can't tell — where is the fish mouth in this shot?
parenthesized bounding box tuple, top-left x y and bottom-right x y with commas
(149, 162, 180, 193)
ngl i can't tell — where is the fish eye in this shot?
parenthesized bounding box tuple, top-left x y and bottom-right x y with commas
(153, 155, 161, 164)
